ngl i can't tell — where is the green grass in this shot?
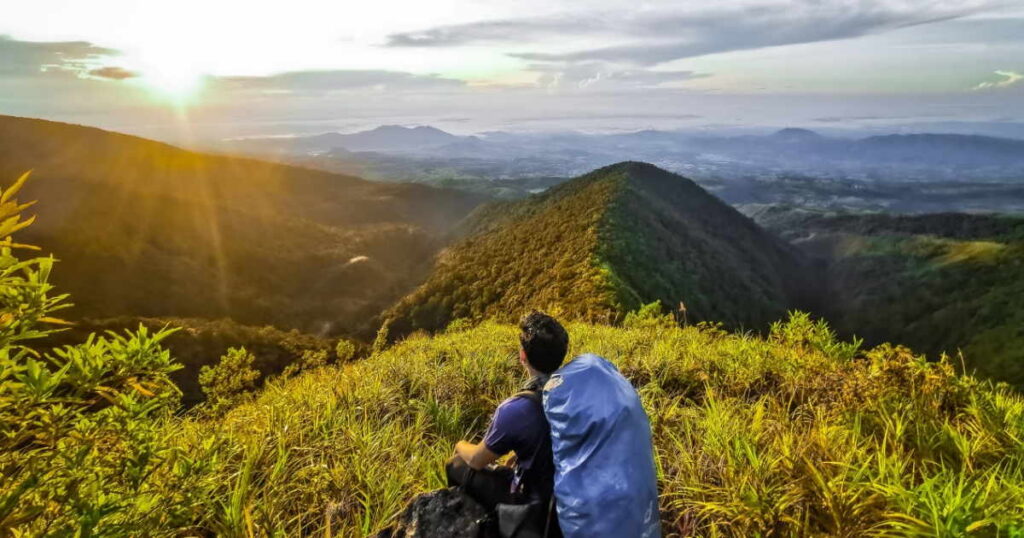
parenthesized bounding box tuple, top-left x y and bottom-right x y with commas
(160, 314, 1024, 537)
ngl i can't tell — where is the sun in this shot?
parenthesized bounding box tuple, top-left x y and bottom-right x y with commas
(139, 65, 205, 103)
(125, 47, 207, 104)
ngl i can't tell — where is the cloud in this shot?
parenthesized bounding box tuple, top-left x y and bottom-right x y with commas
(973, 70, 1023, 89)
(87, 66, 139, 80)
(388, 1, 997, 66)
(210, 69, 465, 93)
(386, 16, 610, 47)
(0, 35, 118, 76)
(528, 62, 709, 89)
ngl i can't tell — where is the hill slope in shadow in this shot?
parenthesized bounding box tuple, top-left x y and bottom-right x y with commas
(0, 115, 484, 334)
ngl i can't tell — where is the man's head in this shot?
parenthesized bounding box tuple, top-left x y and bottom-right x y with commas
(518, 311, 569, 374)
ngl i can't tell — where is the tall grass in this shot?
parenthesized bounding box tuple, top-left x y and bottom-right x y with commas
(162, 314, 1024, 537)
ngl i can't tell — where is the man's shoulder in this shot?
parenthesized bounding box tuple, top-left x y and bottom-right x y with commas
(496, 393, 542, 416)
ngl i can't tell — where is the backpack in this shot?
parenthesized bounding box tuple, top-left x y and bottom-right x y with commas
(539, 354, 661, 538)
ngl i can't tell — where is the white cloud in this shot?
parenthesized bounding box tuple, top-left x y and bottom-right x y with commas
(973, 70, 1024, 89)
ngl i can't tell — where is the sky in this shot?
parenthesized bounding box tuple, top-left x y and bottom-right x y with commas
(1, 0, 1023, 142)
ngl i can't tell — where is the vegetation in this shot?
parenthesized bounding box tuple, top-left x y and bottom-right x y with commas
(199, 346, 260, 414)
(95, 317, 1024, 536)
(37, 316, 339, 406)
(3, 172, 1024, 536)
(757, 208, 1024, 387)
(0, 173, 185, 534)
(0, 114, 483, 336)
(599, 163, 813, 328)
(386, 162, 811, 337)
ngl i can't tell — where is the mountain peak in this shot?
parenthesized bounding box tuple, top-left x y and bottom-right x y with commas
(581, 161, 704, 195)
(771, 127, 823, 141)
(366, 124, 451, 135)
(386, 162, 811, 335)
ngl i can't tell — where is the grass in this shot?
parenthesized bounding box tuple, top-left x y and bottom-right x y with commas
(161, 314, 1024, 537)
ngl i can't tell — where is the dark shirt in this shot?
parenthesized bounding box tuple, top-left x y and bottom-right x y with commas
(482, 378, 554, 498)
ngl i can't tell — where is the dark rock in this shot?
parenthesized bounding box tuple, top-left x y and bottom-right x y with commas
(372, 487, 497, 538)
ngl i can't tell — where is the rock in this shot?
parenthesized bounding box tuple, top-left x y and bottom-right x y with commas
(372, 487, 497, 538)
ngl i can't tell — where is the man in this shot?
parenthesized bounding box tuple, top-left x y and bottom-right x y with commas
(446, 311, 567, 537)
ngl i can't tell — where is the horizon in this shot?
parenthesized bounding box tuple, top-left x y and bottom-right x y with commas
(2, 0, 1023, 144)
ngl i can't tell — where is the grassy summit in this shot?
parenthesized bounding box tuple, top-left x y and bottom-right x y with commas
(161, 315, 1024, 536)
(386, 162, 813, 336)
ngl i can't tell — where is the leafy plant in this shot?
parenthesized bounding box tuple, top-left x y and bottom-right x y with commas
(199, 346, 259, 414)
(0, 173, 185, 535)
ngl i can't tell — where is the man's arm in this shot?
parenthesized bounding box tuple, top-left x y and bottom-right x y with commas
(455, 440, 500, 470)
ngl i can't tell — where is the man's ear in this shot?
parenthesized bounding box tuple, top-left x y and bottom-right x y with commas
(519, 347, 528, 366)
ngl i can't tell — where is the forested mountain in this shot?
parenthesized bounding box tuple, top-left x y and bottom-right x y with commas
(385, 162, 815, 335)
(0, 115, 483, 334)
(754, 207, 1024, 386)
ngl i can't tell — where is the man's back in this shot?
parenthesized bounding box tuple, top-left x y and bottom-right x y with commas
(483, 380, 555, 499)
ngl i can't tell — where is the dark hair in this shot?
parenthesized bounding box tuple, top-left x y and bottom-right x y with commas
(519, 311, 569, 374)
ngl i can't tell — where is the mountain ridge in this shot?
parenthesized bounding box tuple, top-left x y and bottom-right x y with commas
(385, 161, 814, 335)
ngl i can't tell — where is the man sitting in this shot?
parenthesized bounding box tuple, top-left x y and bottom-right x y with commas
(446, 311, 567, 537)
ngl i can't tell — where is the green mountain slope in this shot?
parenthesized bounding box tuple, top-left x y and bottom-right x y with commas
(0, 115, 483, 334)
(385, 162, 813, 334)
(755, 208, 1024, 386)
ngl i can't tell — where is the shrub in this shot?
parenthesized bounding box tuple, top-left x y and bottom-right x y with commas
(623, 301, 677, 329)
(199, 346, 259, 414)
(335, 338, 357, 362)
(0, 173, 184, 535)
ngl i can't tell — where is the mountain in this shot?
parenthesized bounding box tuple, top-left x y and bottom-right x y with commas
(851, 133, 1024, 166)
(0, 115, 484, 334)
(769, 127, 825, 143)
(230, 125, 460, 155)
(384, 162, 814, 335)
(755, 207, 1024, 386)
(323, 125, 459, 152)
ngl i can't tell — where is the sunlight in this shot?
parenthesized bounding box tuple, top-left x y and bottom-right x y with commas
(138, 65, 204, 103)
(126, 41, 208, 104)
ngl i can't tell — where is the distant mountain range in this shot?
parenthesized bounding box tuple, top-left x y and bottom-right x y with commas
(236, 125, 460, 154)
(224, 124, 1024, 187)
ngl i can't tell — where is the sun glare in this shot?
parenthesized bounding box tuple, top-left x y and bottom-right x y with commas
(139, 66, 204, 103)
(126, 44, 208, 104)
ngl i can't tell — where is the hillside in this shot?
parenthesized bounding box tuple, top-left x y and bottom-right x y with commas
(755, 207, 1024, 387)
(0, 115, 483, 334)
(385, 162, 814, 334)
(44, 317, 1023, 536)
